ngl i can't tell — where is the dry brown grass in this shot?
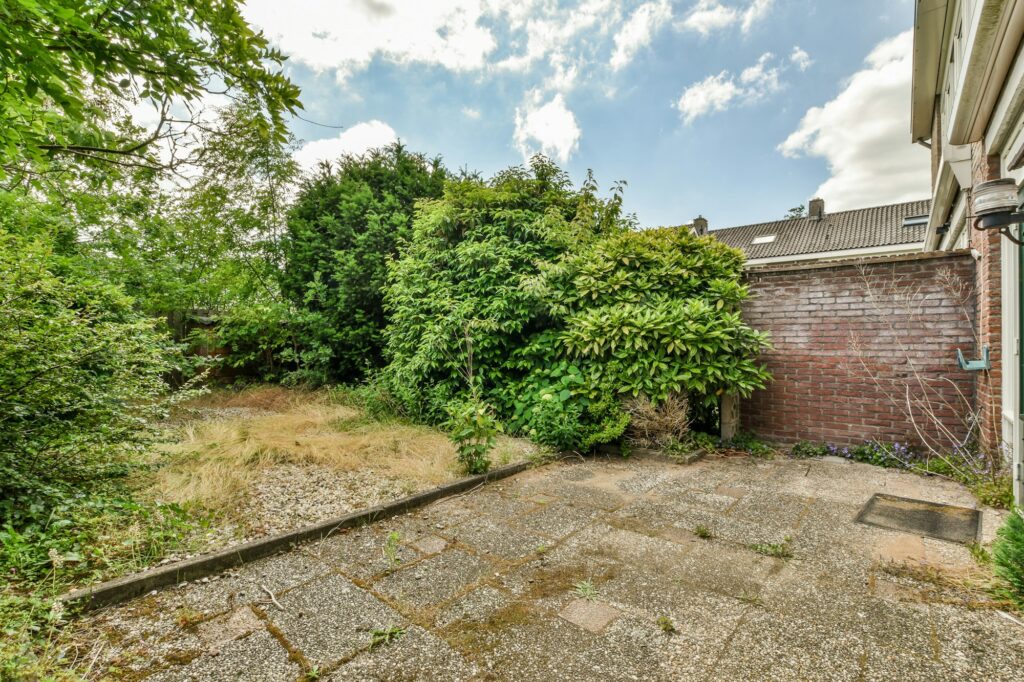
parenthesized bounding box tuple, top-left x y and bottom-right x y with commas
(151, 388, 534, 513)
(624, 393, 690, 448)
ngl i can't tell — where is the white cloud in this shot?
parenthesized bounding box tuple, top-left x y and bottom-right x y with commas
(675, 52, 781, 123)
(461, 106, 482, 119)
(675, 73, 742, 123)
(678, 0, 774, 36)
(242, 0, 647, 96)
(778, 31, 930, 210)
(790, 46, 812, 71)
(513, 91, 581, 163)
(610, 1, 673, 71)
(242, 1, 499, 82)
(740, 52, 781, 92)
(293, 120, 398, 169)
(739, 0, 773, 32)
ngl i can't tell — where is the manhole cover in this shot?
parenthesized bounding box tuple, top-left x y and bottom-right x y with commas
(855, 494, 980, 544)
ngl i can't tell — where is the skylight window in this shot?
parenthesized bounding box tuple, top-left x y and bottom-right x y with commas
(902, 215, 928, 228)
(752, 235, 776, 245)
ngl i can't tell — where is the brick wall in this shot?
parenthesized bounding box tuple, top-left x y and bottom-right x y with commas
(969, 141, 1004, 452)
(739, 252, 977, 448)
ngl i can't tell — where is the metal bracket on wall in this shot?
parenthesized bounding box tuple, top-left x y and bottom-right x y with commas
(956, 346, 991, 371)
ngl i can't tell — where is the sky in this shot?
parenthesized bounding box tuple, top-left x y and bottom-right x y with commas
(240, 0, 930, 230)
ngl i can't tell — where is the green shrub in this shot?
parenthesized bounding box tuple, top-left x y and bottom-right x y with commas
(444, 400, 501, 475)
(279, 144, 447, 383)
(993, 508, 1024, 610)
(532, 226, 770, 406)
(789, 441, 828, 459)
(0, 228, 183, 529)
(213, 301, 337, 385)
(970, 477, 1015, 509)
(721, 432, 777, 457)
(381, 157, 770, 452)
(688, 431, 719, 452)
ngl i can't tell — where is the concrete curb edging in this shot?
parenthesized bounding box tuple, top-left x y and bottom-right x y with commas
(61, 461, 531, 611)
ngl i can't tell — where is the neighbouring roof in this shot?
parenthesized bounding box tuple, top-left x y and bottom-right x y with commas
(710, 199, 932, 261)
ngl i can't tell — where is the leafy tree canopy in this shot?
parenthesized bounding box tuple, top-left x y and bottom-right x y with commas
(785, 204, 806, 219)
(0, 0, 301, 187)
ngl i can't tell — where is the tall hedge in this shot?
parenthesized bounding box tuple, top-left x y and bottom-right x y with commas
(280, 143, 447, 382)
(380, 157, 770, 449)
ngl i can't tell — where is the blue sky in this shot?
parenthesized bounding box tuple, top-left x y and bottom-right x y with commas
(242, 0, 930, 229)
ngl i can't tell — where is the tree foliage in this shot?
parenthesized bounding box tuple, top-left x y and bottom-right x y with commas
(0, 217, 182, 529)
(0, 0, 301, 186)
(273, 143, 447, 382)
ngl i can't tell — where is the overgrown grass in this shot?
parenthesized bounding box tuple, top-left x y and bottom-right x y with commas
(152, 387, 534, 514)
(1, 494, 203, 679)
(1, 385, 535, 679)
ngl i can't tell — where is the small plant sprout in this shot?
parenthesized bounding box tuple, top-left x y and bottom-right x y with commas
(382, 531, 401, 568)
(749, 539, 793, 559)
(737, 592, 765, 607)
(656, 615, 677, 634)
(573, 579, 599, 600)
(370, 625, 406, 649)
(304, 667, 322, 680)
(693, 525, 713, 540)
(535, 543, 549, 556)
(968, 541, 992, 565)
(175, 607, 204, 629)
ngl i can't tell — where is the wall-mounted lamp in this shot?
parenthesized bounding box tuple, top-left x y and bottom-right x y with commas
(972, 178, 1024, 245)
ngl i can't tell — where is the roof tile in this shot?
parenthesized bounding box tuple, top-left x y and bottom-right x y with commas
(710, 199, 931, 259)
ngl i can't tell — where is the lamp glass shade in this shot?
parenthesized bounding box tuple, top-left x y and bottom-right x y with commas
(973, 178, 1019, 216)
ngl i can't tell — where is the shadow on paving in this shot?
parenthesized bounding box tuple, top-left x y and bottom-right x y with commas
(71, 454, 1024, 681)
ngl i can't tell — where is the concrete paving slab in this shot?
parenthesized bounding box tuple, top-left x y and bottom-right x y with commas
(512, 501, 601, 540)
(410, 533, 448, 556)
(555, 481, 631, 511)
(372, 549, 493, 610)
(929, 603, 1024, 680)
(467, 487, 541, 521)
(709, 610, 866, 682)
(146, 628, 299, 682)
(267, 572, 407, 667)
(434, 585, 512, 628)
(445, 514, 549, 560)
(168, 548, 332, 617)
(316, 525, 420, 581)
(327, 625, 476, 681)
(558, 598, 621, 633)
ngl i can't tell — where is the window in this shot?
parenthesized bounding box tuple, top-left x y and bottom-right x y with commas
(902, 215, 929, 228)
(752, 235, 776, 245)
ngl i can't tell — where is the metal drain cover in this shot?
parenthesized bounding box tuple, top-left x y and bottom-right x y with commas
(855, 494, 981, 544)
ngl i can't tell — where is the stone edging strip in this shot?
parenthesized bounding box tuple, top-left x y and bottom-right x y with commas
(61, 461, 531, 611)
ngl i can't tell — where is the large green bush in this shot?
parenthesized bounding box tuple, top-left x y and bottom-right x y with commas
(380, 157, 770, 450)
(279, 144, 447, 383)
(0, 221, 182, 548)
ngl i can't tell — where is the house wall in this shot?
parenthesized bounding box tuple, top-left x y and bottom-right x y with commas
(969, 141, 1005, 453)
(739, 251, 977, 448)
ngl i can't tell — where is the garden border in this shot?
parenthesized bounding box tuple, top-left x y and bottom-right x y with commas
(60, 461, 531, 611)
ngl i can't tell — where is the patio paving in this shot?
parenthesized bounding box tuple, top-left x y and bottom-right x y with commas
(75, 454, 1024, 681)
